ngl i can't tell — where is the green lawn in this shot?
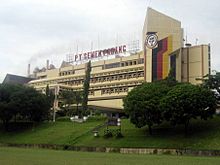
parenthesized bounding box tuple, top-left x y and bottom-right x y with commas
(0, 118, 104, 145)
(1, 116, 220, 150)
(0, 147, 220, 165)
(76, 116, 220, 150)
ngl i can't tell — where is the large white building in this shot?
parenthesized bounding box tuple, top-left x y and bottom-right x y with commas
(28, 8, 211, 112)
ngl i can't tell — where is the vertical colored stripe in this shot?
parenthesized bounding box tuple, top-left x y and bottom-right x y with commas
(152, 35, 173, 81)
(152, 41, 161, 81)
(157, 38, 168, 79)
(162, 36, 173, 79)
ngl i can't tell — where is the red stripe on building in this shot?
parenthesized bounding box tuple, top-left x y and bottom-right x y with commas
(157, 38, 168, 79)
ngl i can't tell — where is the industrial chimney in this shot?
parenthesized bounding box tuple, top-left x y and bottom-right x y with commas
(46, 60, 49, 70)
(27, 64, 31, 77)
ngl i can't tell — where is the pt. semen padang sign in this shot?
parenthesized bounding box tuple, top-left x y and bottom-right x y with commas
(73, 45, 126, 62)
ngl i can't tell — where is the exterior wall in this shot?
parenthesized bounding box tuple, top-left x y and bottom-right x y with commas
(89, 99, 123, 110)
(143, 7, 183, 82)
(46, 69, 60, 78)
(181, 45, 209, 84)
(168, 48, 182, 82)
(29, 53, 145, 110)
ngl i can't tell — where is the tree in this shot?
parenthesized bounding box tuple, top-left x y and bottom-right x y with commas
(156, 68, 178, 87)
(0, 102, 15, 130)
(0, 84, 50, 130)
(0, 84, 21, 130)
(202, 72, 220, 99)
(82, 61, 91, 117)
(45, 84, 55, 109)
(123, 83, 170, 135)
(11, 86, 51, 122)
(60, 90, 75, 112)
(60, 90, 83, 116)
(75, 91, 83, 116)
(161, 83, 216, 135)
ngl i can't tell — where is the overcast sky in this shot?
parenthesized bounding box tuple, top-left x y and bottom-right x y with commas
(0, 0, 219, 82)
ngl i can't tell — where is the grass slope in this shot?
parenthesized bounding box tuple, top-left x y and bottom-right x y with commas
(1, 116, 220, 150)
(76, 116, 220, 150)
(1, 147, 220, 165)
(0, 119, 104, 145)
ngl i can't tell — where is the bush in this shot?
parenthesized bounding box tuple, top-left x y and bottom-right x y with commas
(104, 130, 113, 138)
(115, 131, 124, 138)
(56, 116, 71, 122)
(94, 110, 102, 116)
(54, 109, 66, 117)
(87, 116, 107, 122)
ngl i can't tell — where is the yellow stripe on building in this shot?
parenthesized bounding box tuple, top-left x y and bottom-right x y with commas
(162, 35, 173, 79)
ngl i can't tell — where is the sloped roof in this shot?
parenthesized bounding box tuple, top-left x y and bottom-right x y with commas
(2, 74, 34, 85)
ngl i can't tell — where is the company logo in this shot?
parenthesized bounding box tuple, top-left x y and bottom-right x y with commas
(146, 33, 158, 49)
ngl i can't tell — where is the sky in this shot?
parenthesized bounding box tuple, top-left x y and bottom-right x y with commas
(0, 0, 220, 82)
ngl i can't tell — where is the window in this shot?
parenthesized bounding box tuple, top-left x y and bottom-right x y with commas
(133, 60, 137, 65)
(105, 62, 120, 69)
(138, 58, 144, 64)
(119, 88, 123, 92)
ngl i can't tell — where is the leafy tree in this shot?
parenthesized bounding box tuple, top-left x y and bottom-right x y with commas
(60, 90, 75, 112)
(60, 90, 83, 116)
(45, 84, 55, 108)
(161, 83, 216, 135)
(82, 61, 91, 117)
(202, 72, 220, 99)
(156, 68, 178, 87)
(0, 102, 15, 130)
(0, 84, 21, 129)
(0, 84, 50, 129)
(75, 91, 83, 116)
(11, 87, 51, 122)
(123, 83, 170, 135)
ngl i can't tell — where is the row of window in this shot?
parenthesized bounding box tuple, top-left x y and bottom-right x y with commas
(53, 87, 128, 97)
(58, 58, 144, 77)
(62, 71, 144, 86)
(101, 87, 129, 95)
(33, 66, 144, 87)
(90, 71, 144, 83)
(60, 70, 75, 76)
(33, 71, 144, 87)
(104, 58, 144, 69)
(91, 67, 143, 78)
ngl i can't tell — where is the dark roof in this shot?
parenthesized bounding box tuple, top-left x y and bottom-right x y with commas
(2, 74, 34, 85)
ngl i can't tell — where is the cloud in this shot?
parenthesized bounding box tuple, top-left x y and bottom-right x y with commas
(0, 0, 220, 82)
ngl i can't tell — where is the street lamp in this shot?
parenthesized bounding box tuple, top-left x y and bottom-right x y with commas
(117, 118, 121, 133)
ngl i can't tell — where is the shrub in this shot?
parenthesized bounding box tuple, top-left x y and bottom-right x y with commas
(115, 132, 124, 138)
(104, 130, 113, 138)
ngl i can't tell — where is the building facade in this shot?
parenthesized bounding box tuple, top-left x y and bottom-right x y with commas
(28, 8, 211, 112)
